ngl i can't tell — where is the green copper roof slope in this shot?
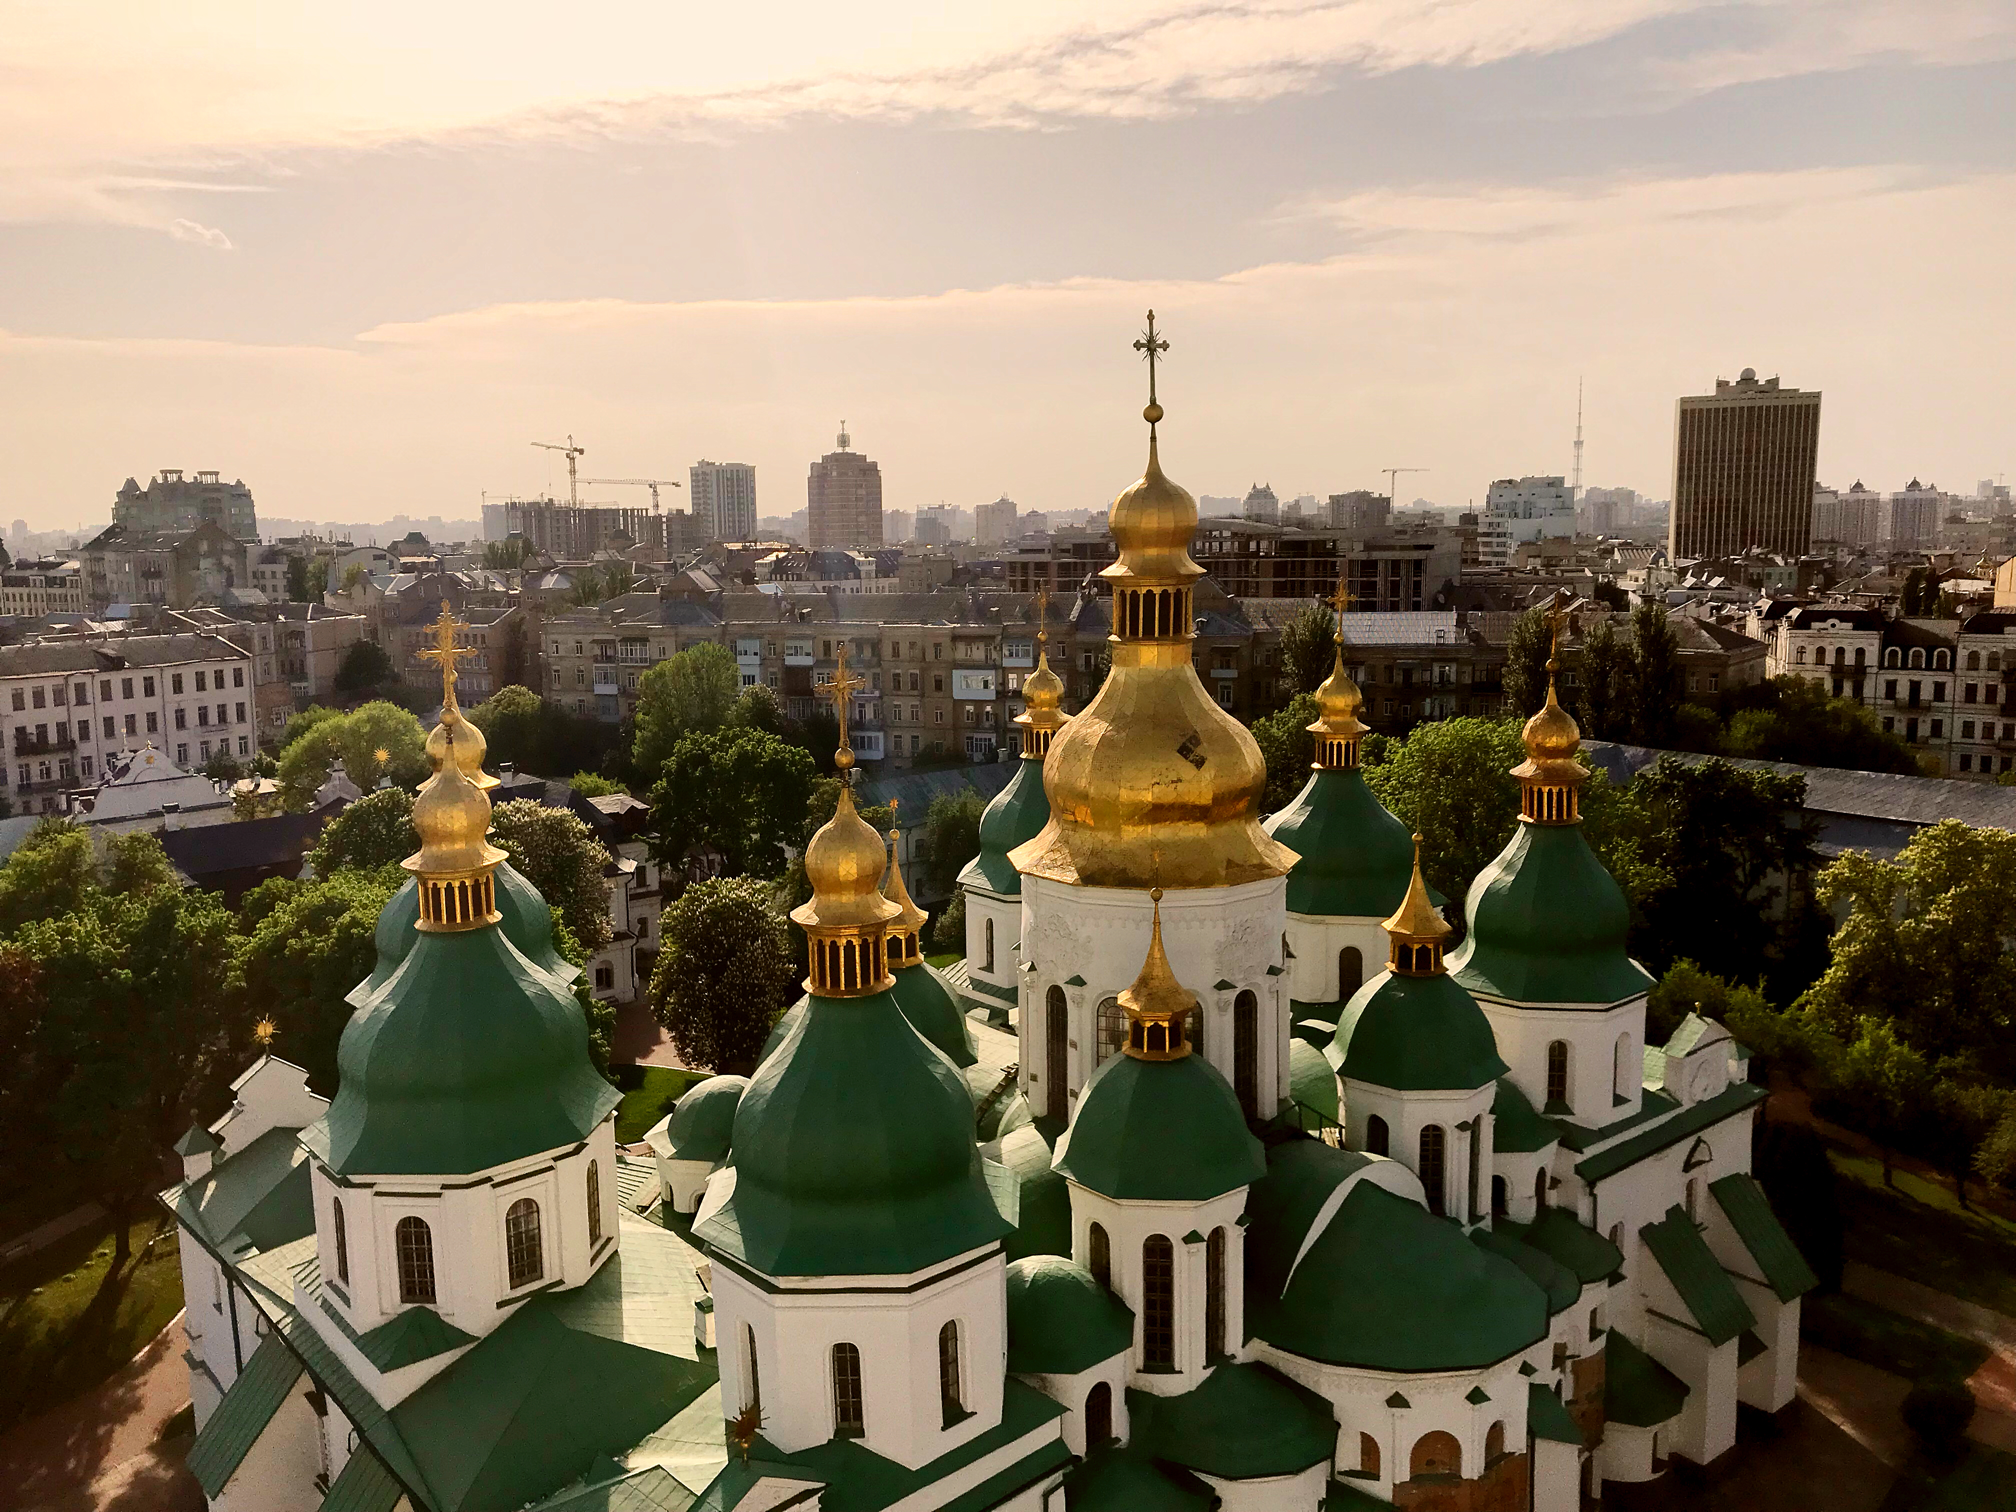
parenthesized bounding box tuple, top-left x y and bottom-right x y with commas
(758, 997, 806, 1066)
(1006, 1255, 1136, 1374)
(494, 861, 582, 982)
(1605, 1333, 1689, 1427)
(1128, 1363, 1338, 1481)
(1327, 970, 1507, 1094)
(1265, 767, 1427, 919)
(1242, 1137, 1371, 1303)
(697, 985, 1010, 1277)
(664, 1076, 749, 1164)
(1639, 1206, 1756, 1345)
(1498, 1207, 1625, 1287)
(960, 758, 1051, 896)
(1000, 1122, 1072, 1261)
(889, 961, 978, 1067)
(1255, 1182, 1548, 1372)
(186, 1333, 304, 1496)
(1053, 1050, 1265, 1203)
(1288, 1038, 1340, 1123)
(1491, 1079, 1560, 1155)
(353, 876, 423, 1000)
(320, 1444, 405, 1512)
(1528, 1383, 1583, 1445)
(1449, 821, 1653, 1007)
(1471, 1226, 1579, 1315)
(1709, 1174, 1818, 1301)
(305, 924, 621, 1177)
(350, 1305, 479, 1373)
(1064, 1446, 1214, 1512)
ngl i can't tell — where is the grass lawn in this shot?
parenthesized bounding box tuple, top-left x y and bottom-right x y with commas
(615, 1066, 707, 1144)
(925, 952, 960, 970)
(1879, 1445, 2016, 1512)
(1833, 1155, 2016, 1318)
(0, 1210, 184, 1437)
(1803, 1292, 1990, 1384)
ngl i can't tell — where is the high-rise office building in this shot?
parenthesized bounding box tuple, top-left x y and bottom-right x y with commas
(807, 425, 883, 549)
(689, 461, 758, 542)
(1669, 369, 1821, 560)
(975, 496, 1020, 545)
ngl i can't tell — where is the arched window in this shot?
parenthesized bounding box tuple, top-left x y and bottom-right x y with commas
(1884, 647, 1900, 668)
(1545, 1040, 1570, 1107)
(1910, 647, 1925, 669)
(1991, 651, 2004, 672)
(1089, 1222, 1111, 1290)
(1358, 1433, 1381, 1476)
(831, 1343, 865, 1437)
(1206, 1228, 1227, 1360)
(1410, 1431, 1461, 1479)
(1142, 1235, 1175, 1371)
(1418, 1126, 1446, 1216)
(587, 1160, 602, 1248)
(939, 1321, 964, 1424)
(1096, 996, 1126, 1064)
(505, 1198, 543, 1288)
(1045, 985, 1069, 1121)
(1968, 651, 1982, 671)
(1233, 991, 1259, 1116)
(1486, 1421, 1506, 1463)
(1366, 1114, 1389, 1157)
(1338, 946, 1363, 999)
(395, 1216, 436, 1304)
(1085, 1381, 1113, 1448)
(1936, 649, 1950, 670)
(983, 917, 995, 973)
(1613, 1034, 1633, 1101)
(332, 1198, 349, 1285)
(1535, 1168, 1549, 1213)
(1834, 645, 1846, 667)
(1492, 1176, 1508, 1218)
(1855, 646, 1866, 666)
(743, 1324, 762, 1413)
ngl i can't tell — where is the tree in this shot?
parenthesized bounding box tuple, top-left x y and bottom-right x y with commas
(1723, 676, 1917, 774)
(1832, 1016, 1935, 1188)
(306, 788, 419, 876)
(285, 554, 311, 603)
(737, 684, 792, 739)
(0, 822, 178, 938)
(483, 537, 530, 571)
(917, 791, 986, 898)
(466, 685, 625, 784)
(567, 772, 626, 798)
(276, 701, 430, 810)
(796, 707, 842, 776)
(488, 799, 614, 953)
(1250, 693, 1319, 813)
(202, 747, 246, 783)
(932, 888, 967, 956)
(1502, 607, 1552, 718)
(1276, 604, 1336, 704)
(1901, 1379, 1975, 1460)
(1754, 1120, 1845, 1293)
(1576, 619, 1630, 742)
(280, 704, 341, 752)
(1627, 602, 1685, 746)
(236, 870, 400, 1094)
(650, 877, 798, 1072)
(633, 644, 741, 776)
(1363, 718, 1525, 903)
(648, 726, 815, 881)
(334, 639, 397, 697)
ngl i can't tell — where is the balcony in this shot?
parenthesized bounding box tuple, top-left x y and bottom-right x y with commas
(12, 732, 76, 756)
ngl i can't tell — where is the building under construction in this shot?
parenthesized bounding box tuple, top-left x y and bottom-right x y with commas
(482, 497, 707, 558)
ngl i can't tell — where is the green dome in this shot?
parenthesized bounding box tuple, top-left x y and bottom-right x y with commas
(1129, 1362, 1339, 1481)
(1264, 767, 1425, 919)
(355, 876, 422, 998)
(1000, 1122, 1071, 1261)
(1054, 1052, 1264, 1203)
(1449, 821, 1653, 1006)
(758, 997, 807, 1066)
(696, 986, 1011, 1277)
(1064, 1448, 1213, 1512)
(890, 961, 978, 1067)
(1287, 1039, 1339, 1122)
(493, 861, 578, 981)
(1471, 1224, 1579, 1314)
(1327, 969, 1507, 1093)
(1005, 1255, 1135, 1374)
(665, 1075, 748, 1163)
(306, 924, 621, 1177)
(1253, 1181, 1548, 1371)
(959, 759, 1050, 897)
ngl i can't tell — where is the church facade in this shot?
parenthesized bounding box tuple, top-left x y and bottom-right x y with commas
(166, 343, 1811, 1512)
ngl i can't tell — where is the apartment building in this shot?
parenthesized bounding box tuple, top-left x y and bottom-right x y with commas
(0, 634, 256, 811)
(806, 425, 883, 549)
(171, 604, 368, 739)
(79, 521, 251, 611)
(113, 468, 257, 539)
(387, 604, 518, 710)
(0, 557, 87, 617)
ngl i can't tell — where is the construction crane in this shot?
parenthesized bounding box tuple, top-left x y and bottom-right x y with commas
(1382, 467, 1428, 507)
(584, 478, 682, 512)
(531, 435, 586, 506)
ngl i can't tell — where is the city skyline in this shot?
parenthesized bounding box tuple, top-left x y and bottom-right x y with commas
(0, 1, 2009, 531)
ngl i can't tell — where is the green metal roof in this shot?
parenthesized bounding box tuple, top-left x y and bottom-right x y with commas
(697, 985, 1011, 1277)
(187, 1333, 304, 1496)
(1000, 1122, 1072, 1262)
(1254, 1182, 1548, 1373)
(1324, 1478, 1392, 1511)
(1639, 1207, 1756, 1345)
(1491, 1079, 1559, 1155)
(166, 1124, 317, 1256)
(1005, 1255, 1136, 1374)
(1052, 1051, 1265, 1203)
(1242, 1137, 1371, 1304)
(1264, 767, 1426, 920)
(1555, 1089, 1680, 1153)
(959, 758, 1050, 897)
(1709, 1174, 1818, 1301)
(1128, 1363, 1338, 1480)
(1064, 1446, 1214, 1512)
(1604, 1333, 1689, 1428)
(889, 961, 979, 1068)
(758, 998, 806, 1066)
(306, 922, 622, 1177)
(666, 1076, 749, 1163)
(1327, 969, 1507, 1094)
(1470, 1226, 1578, 1314)
(1497, 1207, 1625, 1287)
(528, 1466, 699, 1512)
(1527, 1383, 1582, 1445)
(1573, 1083, 1767, 1184)
(495, 862, 583, 983)
(1288, 1039, 1340, 1123)
(356, 876, 423, 999)
(1449, 821, 1653, 1007)
(1738, 1329, 1768, 1366)
(321, 1446, 406, 1512)
(349, 1305, 478, 1373)
(175, 1123, 221, 1157)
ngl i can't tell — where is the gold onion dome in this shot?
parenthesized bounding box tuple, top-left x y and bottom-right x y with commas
(1512, 597, 1589, 824)
(791, 650, 898, 995)
(881, 822, 929, 965)
(1010, 313, 1296, 890)
(1118, 889, 1196, 1060)
(425, 707, 496, 791)
(1383, 835, 1450, 975)
(404, 604, 507, 931)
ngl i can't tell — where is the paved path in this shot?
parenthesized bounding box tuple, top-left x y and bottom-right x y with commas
(0, 1203, 105, 1266)
(1797, 1344, 1914, 1470)
(1846, 1261, 2016, 1452)
(610, 995, 686, 1067)
(0, 1313, 202, 1512)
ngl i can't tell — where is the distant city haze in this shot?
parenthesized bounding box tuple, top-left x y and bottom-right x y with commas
(1, 1, 2008, 531)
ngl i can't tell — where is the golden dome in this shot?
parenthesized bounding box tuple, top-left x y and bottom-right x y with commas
(881, 826, 929, 945)
(794, 783, 901, 934)
(1522, 690, 1581, 763)
(1512, 602, 1589, 824)
(1103, 438, 1204, 588)
(1117, 889, 1196, 1060)
(1306, 641, 1368, 766)
(403, 726, 508, 906)
(425, 707, 497, 791)
(1018, 649, 1066, 729)
(1384, 835, 1450, 943)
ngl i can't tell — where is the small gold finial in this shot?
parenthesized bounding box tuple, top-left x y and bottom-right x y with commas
(1514, 591, 1588, 824)
(882, 819, 929, 965)
(1118, 886, 1195, 1060)
(253, 1016, 277, 1046)
(1327, 575, 1355, 638)
(1308, 576, 1367, 768)
(824, 644, 866, 774)
(418, 599, 474, 714)
(1134, 310, 1169, 430)
(1034, 586, 1050, 647)
(1541, 588, 1573, 697)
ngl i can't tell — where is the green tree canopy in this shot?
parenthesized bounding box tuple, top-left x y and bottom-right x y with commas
(567, 772, 627, 798)
(276, 701, 429, 810)
(1364, 717, 1524, 903)
(488, 799, 614, 953)
(279, 703, 342, 752)
(1576, 618, 1630, 742)
(633, 644, 741, 775)
(650, 876, 798, 1072)
(1723, 676, 1918, 774)
(648, 726, 816, 881)
(236, 869, 401, 1094)
(1628, 602, 1685, 746)
(464, 685, 626, 784)
(0, 822, 178, 937)
(1252, 693, 1319, 813)
(1502, 607, 1552, 719)
(306, 787, 419, 876)
(334, 639, 397, 696)
(1276, 604, 1336, 705)
(917, 790, 986, 897)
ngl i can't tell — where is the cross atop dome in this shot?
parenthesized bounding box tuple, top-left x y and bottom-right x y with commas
(1133, 309, 1169, 431)
(825, 645, 866, 774)
(418, 599, 475, 712)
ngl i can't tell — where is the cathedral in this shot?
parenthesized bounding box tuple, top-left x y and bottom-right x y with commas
(164, 339, 1813, 1512)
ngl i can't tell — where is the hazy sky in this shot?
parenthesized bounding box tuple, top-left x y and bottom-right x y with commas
(3, 0, 2011, 530)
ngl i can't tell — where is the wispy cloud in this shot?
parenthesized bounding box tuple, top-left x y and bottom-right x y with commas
(166, 218, 234, 251)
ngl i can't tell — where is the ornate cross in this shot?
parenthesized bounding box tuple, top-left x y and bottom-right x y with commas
(1543, 588, 1573, 665)
(825, 643, 865, 766)
(1134, 310, 1169, 424)
(418, 599, 474, 710)
(1034, 586, 1051, 646)
(1328, 575, 1355, 641)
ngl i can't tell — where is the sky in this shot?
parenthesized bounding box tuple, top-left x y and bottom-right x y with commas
(2, 0, 2011, 532)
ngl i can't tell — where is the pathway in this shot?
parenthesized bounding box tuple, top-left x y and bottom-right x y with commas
(611, 994, 685, 1067)
(0, 1203, 105, 1266)
(1846, 1261, 2016, 1453)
